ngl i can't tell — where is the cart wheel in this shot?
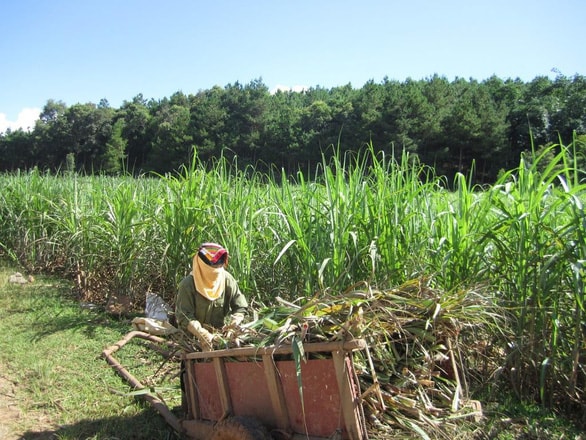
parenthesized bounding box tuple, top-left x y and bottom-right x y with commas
(209, 416, 270, 440)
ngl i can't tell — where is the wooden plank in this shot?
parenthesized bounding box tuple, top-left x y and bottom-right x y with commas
(184, 359, 200, 420)
(332, 350, 365, 440)
(262, 353, 291, 431)
(213, 357, 232, 416)
(184, 339, 366, 360)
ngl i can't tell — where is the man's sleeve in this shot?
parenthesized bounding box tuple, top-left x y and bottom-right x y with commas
(226, 274, 248, 316)
(175, 277, 196, 332)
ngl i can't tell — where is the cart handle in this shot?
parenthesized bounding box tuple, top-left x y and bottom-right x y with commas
(102, 331, 184, 435)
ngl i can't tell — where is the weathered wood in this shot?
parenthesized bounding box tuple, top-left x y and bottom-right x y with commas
(102, 331, 185, 435)
(102, 330, 170, 356)
(185, 359, 200, 420)
(103, 332, 371, 440)
(332, 350, 366, 440)
(180, 339, 368, 440)
(213, 357, 232, 416)
(262, 353, 291, 431)
(183, 338, 366, 360)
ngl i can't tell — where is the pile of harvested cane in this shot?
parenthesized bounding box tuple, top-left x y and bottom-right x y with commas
(173, 277, 500, 439)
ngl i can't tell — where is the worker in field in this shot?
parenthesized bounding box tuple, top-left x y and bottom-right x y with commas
(175, 242, 248, 351)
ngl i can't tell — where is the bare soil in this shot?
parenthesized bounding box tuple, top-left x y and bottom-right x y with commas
(0, 370, 21, 440)
(0, 364, 57, 440)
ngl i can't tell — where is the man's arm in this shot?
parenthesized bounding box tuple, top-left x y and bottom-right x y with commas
(175, 276, 197, 332)
(225, 272, 248, 317)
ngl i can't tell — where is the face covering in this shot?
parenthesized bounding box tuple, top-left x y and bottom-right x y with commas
(193, 254, 226, 301)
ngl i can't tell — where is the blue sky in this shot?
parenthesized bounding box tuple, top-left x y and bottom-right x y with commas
(1, 0, 585, 133)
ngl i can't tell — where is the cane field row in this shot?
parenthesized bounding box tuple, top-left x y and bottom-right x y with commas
(0, 143, 584, 431)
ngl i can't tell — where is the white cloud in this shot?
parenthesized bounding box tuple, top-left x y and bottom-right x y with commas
(270, 84, 308, 94)
(0, 108, 41, 134)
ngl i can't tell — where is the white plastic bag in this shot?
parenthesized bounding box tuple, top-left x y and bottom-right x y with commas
(145, 292, 170, 321)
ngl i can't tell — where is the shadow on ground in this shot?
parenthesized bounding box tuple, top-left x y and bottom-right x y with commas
(18, 407, 184, 440)
(7, 279, 141, 342)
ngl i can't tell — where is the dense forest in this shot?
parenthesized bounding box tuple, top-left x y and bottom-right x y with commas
(2, 74, 585, 182)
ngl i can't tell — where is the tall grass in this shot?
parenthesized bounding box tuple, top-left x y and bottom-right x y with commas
(485, 144, 585, 408)
(0, 142, 584, 416)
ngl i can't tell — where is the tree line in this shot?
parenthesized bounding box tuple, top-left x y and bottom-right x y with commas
(1, 74, 585, 182)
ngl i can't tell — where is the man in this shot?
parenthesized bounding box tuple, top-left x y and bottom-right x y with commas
(175, 242, 248, 350)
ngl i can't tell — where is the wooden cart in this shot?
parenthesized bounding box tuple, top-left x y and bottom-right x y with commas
(103, 332, 369, 440)
(182, 338, 369, 440)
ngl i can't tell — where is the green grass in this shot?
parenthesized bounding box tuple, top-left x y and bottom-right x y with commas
(1, 264, 582, 440)
(480, 397, 584, 440)
(0, 264, 181, 440)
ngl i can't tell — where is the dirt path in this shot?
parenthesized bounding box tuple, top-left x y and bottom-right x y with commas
(0, 370, 22, 440)
(0, 365, 56, 440)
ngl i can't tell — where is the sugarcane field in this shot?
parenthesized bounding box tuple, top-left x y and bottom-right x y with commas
(0, 145, 584, 440)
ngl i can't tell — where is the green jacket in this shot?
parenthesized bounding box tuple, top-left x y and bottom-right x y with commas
(175, 272, 248, 332)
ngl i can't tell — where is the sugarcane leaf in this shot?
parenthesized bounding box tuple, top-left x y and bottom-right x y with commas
(291, 334, 308, 433)
(274, 239, 296, 265)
